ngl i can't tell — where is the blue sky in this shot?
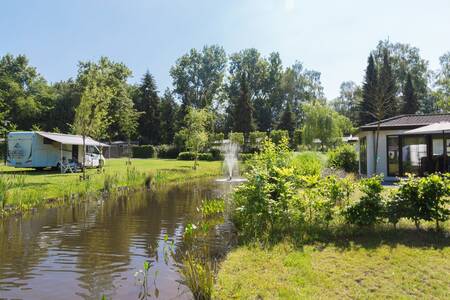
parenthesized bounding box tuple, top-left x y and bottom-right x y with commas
(1, 0, 449, 99)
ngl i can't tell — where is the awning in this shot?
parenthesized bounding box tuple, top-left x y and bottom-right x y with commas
(37, 132, 109, 147)
(404, 122, 450, 135)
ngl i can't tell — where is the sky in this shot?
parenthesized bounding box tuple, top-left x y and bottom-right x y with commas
(1, 0, 450, 99)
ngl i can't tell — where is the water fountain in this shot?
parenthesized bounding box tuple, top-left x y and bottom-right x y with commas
(216, 140, 246, 183)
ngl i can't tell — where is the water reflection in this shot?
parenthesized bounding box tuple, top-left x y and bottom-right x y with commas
(0, 180, 235, 300)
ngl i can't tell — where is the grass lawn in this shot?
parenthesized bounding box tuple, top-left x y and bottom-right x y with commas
(0, 158, 222, 212)
(215, 227, 450, 299)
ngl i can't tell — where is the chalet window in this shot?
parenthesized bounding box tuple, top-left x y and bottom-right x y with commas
(387, 136, 400, 177)
(402, 136, 428, 176)
(360, 137, 367, 175)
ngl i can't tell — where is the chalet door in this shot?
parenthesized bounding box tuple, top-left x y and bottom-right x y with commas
(72, 145, 78, 162)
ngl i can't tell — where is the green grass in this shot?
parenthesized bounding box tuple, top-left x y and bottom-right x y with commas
(0, 158, 222, 212)
(214, 226, 450, 299)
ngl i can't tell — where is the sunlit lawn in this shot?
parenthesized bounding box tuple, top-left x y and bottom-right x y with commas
(215, 225, 450, 299)
(0, 158, 222, 209)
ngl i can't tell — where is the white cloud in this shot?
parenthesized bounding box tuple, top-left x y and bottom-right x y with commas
(284, 0, 295, 12)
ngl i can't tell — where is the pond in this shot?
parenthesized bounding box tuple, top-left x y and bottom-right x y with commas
(0, 180, 236, 300)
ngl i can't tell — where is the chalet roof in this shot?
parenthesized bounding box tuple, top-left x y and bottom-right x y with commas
(359, 114, 450, 131)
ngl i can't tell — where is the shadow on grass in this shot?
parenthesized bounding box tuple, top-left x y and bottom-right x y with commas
(299, 224, 450, 251)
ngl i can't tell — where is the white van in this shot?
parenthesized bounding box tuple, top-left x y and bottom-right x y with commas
(7, 131, 107, 170)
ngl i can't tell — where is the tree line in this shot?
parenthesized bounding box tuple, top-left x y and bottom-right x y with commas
(0, 39, 448, 148)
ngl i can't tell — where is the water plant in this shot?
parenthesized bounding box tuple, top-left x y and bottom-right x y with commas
(180, 252, 215, 300)
(103, 173, 119, 192)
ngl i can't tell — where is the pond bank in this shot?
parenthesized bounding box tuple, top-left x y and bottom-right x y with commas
(0, 158, 222, 216)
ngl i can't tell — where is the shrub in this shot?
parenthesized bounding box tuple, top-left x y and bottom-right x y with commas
(155, 144, 179, 159)
(249, 131, 266, 150)
(132, 145, 157, 158)
(232, 137, 301, 242)
(385, 174, 419, 228)
(178, 152, 216, 161)
(238, 153, 253, 162)
(229, 132, 244, 146)
(209, 148, 223, 161)
(418, 174, 450, 230)
(343, 176, 384, 226)
(292, 152, 323, 176)
(293, 129, 302, 146)
(270, 130, 289, 145)
(327, 144, 358, 172)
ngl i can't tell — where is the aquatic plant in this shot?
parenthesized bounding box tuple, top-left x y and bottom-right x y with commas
(103, 173, 119, 192)
(180, 252, 215, 300)
(198, 198, 225, 217)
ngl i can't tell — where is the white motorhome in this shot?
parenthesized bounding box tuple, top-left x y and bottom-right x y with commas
(7, 131, 107, 170)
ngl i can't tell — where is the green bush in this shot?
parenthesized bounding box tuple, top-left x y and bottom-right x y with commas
(155, 144, 179, 159)
(344, 176, 384, 226)
(293, 129, 302, 146)
(327, 144, 358, 172)
(249, 131, 266, 150)
(238, 153, 253, 162)
(229, 132, 244, 146)
(209, 148, 223, 161)
(270, 130, 289, 145)
(132, 145, 157, 158)
(386, 174, 450, 229)
(232, 137, 301, 242)
(292, 152, 324, 176)
(177, 152, 216, 161)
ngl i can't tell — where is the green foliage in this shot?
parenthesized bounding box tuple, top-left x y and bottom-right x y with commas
(344, 176, 384, 226)
(177, 152, 217, 161)
(180, 252, 214, 300)
(293, 129, 302, 146)
(238, 153, 253, 162)
(229, 132, 244, 146)
(270, 129, 289, 145)
(132, 145, 157, 158)
(292, 152, 323, 176)
(419, 174, 450, 229)
(327, 144, 358, 172)
(248, 131, 266, 150)
(209, 148, 223, 161)
(155, 144, 179, 159)
(233, 137, 301, 242)
(103, 173, 119, 192)
(199, 198, 225, 217)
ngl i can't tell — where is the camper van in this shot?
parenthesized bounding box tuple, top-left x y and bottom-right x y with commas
(7, 131, 107, 170)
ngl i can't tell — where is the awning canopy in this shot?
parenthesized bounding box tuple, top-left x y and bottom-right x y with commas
(37, 132, 109, 147)
(404, 122, 450, 135)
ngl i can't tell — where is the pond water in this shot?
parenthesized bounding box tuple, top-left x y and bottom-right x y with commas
(0, 180, 236, 300)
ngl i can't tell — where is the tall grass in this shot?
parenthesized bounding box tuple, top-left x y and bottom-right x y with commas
(180, 252, 215, 300)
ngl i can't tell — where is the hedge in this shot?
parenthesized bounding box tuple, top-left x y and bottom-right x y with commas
(177, 152, 218, 161)
(155, 144, 179, 159)
(132, 145, 157, 158)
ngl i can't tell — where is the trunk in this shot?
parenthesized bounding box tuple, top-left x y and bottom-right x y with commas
(373, 121, 381, 175)
(194, 151, 198, 170)
(82, 135, 86, 180)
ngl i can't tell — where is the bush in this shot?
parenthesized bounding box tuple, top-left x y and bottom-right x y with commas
(327, 144, 358, 172)
(249, 131, 266, 150)
(270, 130, 289, 145)
(293, 129, 302, 146)
(209, 148, 223, 161)
(229, 132, 244, 146)
(386, 174, 450, 230)
(132, 145, 157, 158)
(344, 176, 384, 226)
(155, 144, 179, 159)
(177, 152, 216, 161)
(238, 153, 253, 162)
(292, 152, 324, 176)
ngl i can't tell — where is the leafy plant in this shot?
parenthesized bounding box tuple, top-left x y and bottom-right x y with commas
(180, 252, 215, 300)
(343, 176, 384, 226)
(327, 144, 358, 172)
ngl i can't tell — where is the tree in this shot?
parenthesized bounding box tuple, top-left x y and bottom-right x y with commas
(372, 40, 432, 113)
(133, 71, 161, 144)
(302, 102, 351, 150)
(331, 81, 362, 125)
(233, 72, 255, 136)
(378, 49, 398, 118)
(170, 45, 227, 109)
(160, 88, 178, 144)
(119, 97, 141, 164)
(360, 55, 378, 125)
(0, 54, 56, 130)
(179, 108, 210, 169)
(402, 73, 419, 114)
(277, 101, 295, 140)
(49, 80, 80, 133)
(433, 51, 450, 112)
(73, 65, 112, 179)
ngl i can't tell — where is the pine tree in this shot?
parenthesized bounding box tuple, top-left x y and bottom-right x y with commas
(402, 73, 419, 114)
(378, 49, 398, 118)
(233, 72, 255, 135)
(277, 101, 295, 138)
(160, 88, 178, 144)
(360, 55, 378, 125)
(133, 71, 161, 144)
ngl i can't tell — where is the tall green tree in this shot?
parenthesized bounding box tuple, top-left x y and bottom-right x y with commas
(233, 72, 255, 136)
(433, 51, 450, 112)
(73, 65, 112, 179)
(277, 101, 295, 140)
(402, 73, 419, 114)
(170, 45, 227, 109)
(49, 80, 80, 133)
(133, 71, 161, 144)
(373, 40, 433, 112)
(160, 88, 178, 144)
(378, 49, 398, 118)
(360, 55, 378, 125)
(331, 81, 362, 125)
